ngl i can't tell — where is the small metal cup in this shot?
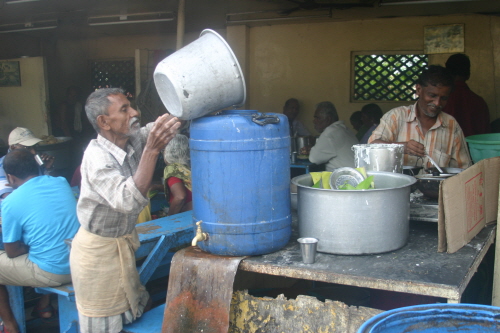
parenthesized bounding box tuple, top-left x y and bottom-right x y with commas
(291, 152, 297, 164)
(297, 237, 318, 264)
(35, 154, 44, 166)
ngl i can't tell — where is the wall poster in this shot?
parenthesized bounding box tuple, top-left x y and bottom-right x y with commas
(424, 24, 464, 54)
(0, 61, 21, 87)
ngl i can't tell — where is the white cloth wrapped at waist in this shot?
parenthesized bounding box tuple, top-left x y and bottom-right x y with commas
(70, 227, 149, 318)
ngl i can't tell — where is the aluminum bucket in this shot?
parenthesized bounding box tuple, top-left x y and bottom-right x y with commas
(292, 171, 416, 255)
(353, 144, 404, 173)
(154, 29, 246, 120)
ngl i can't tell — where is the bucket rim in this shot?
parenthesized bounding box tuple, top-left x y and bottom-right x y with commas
(291, 170, 416, 192)
(352, 143, 405, 150)
(465, 133, 500, 144)
(200, 28, 246, 108)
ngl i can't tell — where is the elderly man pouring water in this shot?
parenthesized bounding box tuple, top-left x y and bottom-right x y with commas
(70, 88, 181, 333)
(369, 65, 471, 169)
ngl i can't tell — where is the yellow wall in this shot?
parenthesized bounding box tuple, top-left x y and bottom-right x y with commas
(2, 15, 497, 140)
(233, 14, 498, 135)
(0, 57, 49, 143)
(492, 17, 500, 118)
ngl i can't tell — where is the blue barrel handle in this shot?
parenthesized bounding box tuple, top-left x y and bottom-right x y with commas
(251, 113, 280, 126)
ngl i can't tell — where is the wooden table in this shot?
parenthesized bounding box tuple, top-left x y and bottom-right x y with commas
(135, 211, 194, 285)
(290, 160, 314, 174)
(239, 221, 496, 303)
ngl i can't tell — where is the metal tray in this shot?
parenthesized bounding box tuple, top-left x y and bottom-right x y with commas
(410, 191, 438, 222)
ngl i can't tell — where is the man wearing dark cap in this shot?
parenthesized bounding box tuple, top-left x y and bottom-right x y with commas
(0, 127, 54, 204)
(443, 53, 490, 137)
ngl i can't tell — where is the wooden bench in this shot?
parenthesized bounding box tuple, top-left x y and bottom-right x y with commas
(122, 303, 166, 333)
(30, 211, 194, 333)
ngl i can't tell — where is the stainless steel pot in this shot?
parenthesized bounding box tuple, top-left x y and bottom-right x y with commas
(295, 136, 315, 153)
(292, 171, 416, 255)
(353, 144, 404, 173)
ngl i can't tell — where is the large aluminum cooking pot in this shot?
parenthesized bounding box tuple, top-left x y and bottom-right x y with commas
(292, 171, 416, 255)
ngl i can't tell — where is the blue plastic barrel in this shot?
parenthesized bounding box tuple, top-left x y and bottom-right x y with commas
(358, 303, 500, 332)
(190, 110, 291, 256)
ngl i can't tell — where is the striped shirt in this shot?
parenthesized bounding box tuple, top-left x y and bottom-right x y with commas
(77, 124, 152, 237)
(368, 103, 472, 169)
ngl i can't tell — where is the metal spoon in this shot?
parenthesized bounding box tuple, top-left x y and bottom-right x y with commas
(426, 154, 444, 174)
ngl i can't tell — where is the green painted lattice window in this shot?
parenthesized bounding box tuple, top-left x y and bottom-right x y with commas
(90, 59, 135, 97)
(352, 54, 428, 102)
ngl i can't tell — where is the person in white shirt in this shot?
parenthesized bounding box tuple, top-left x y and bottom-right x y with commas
(301, 101, 358, 171)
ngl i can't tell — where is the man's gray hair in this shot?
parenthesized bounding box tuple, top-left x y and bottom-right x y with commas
(85, 88, 125, 132)
(163, 134, 190, 166)
(316, 101, 339, 122)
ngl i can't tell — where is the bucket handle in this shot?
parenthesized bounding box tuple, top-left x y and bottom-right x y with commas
(251, 113, 280, 126)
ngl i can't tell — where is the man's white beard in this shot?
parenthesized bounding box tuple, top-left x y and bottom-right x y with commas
(127, 117, 140, 136)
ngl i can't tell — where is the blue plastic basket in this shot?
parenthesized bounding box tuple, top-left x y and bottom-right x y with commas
(465, 133, 500, 163)
(358, 303, 500, 332)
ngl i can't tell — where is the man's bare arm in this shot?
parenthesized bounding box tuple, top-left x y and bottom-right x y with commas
(167, 182, 188, 216)
(4, 241, 29, 258)
(133, 114, 181, 196)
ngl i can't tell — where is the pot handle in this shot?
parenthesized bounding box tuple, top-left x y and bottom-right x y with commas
(251, 113, 280, 126)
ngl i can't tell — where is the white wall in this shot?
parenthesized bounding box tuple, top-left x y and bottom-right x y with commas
(227, 14, 499, 134)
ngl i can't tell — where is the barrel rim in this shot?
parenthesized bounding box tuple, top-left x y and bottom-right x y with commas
(358, 303, 500, 332)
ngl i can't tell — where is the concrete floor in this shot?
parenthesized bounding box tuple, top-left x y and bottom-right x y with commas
(21, 290, 60, 333)
(24, 307, 60, 333)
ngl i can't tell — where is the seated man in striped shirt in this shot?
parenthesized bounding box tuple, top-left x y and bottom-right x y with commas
(369, 65, 471, 169)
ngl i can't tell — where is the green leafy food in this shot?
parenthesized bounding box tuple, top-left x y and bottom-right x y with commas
(355, 176, 374, 190)
(338, 182, 357, 190)
(356, 167, 368, 178)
